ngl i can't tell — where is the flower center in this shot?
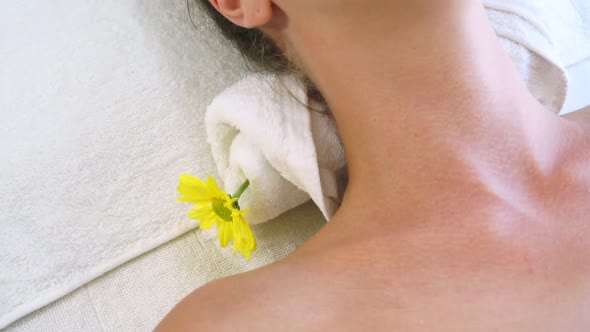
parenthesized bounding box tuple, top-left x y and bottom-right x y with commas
(212, 198, 233, 222)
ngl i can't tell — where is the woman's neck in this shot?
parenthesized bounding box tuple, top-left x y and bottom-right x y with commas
(279, 1, 567, 218)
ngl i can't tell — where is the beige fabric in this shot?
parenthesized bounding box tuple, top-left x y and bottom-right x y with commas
(4, 202, 324, 331)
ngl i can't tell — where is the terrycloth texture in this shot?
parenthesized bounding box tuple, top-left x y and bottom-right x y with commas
(206, 75, 346, 225)
(486, 0, 590, 66)
(5, 203, 325, 332)
(0, 0, 255, 328)
(485, 0, 590, 111)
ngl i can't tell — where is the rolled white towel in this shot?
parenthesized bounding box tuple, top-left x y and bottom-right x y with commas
(206, 75, 346, 225)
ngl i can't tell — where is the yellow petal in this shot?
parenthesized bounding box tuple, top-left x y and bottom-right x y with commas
(217, 220, 233, 248)
(187, 203, 212, 219)
(177, 174, 213, 204)
(232, 215, 256, 259)
(188, 205, 218, 229)
(206, 176, 229, 200)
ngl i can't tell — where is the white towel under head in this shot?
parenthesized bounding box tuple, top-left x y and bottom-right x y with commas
(206, 75, 346, 225)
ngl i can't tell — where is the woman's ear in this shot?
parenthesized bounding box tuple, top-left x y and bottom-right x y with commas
(209, 0, 273, 28)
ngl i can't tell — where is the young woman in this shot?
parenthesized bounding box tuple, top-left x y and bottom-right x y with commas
(158, 0, 590, 330)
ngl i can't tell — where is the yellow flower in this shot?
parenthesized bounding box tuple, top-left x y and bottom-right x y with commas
(230, 209, 257, 260)
(177, 174, 257, 259)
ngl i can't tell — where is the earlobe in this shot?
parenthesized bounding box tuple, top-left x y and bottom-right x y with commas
(241, 0, 273, 28)
(209, 0, 272, 28)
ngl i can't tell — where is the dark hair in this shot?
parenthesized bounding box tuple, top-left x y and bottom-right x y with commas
(194, 0, 328, 111)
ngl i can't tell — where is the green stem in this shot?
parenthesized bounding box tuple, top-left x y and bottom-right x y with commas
(231, 179, 250, 199)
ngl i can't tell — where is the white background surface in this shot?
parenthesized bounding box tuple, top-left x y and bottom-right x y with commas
(563, 57, 590, 113)
(0, 0, 254, 327)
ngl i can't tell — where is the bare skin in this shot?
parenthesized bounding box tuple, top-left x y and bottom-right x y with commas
(157, 0, 590, 330)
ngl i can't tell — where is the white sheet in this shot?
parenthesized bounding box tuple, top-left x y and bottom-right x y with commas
(0, 0, 251, 328)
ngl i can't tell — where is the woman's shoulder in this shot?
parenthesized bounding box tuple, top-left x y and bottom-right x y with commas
(156, 227, 590, 331)
(154, 263, 320, 332)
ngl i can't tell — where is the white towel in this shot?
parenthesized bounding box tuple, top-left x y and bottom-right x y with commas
(485, 0, 590, 112)
(486, 0, 590, 66)
(206, 75, 347, 224)
(206, 1, 590, 225)
(0, 1, 255, 328)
